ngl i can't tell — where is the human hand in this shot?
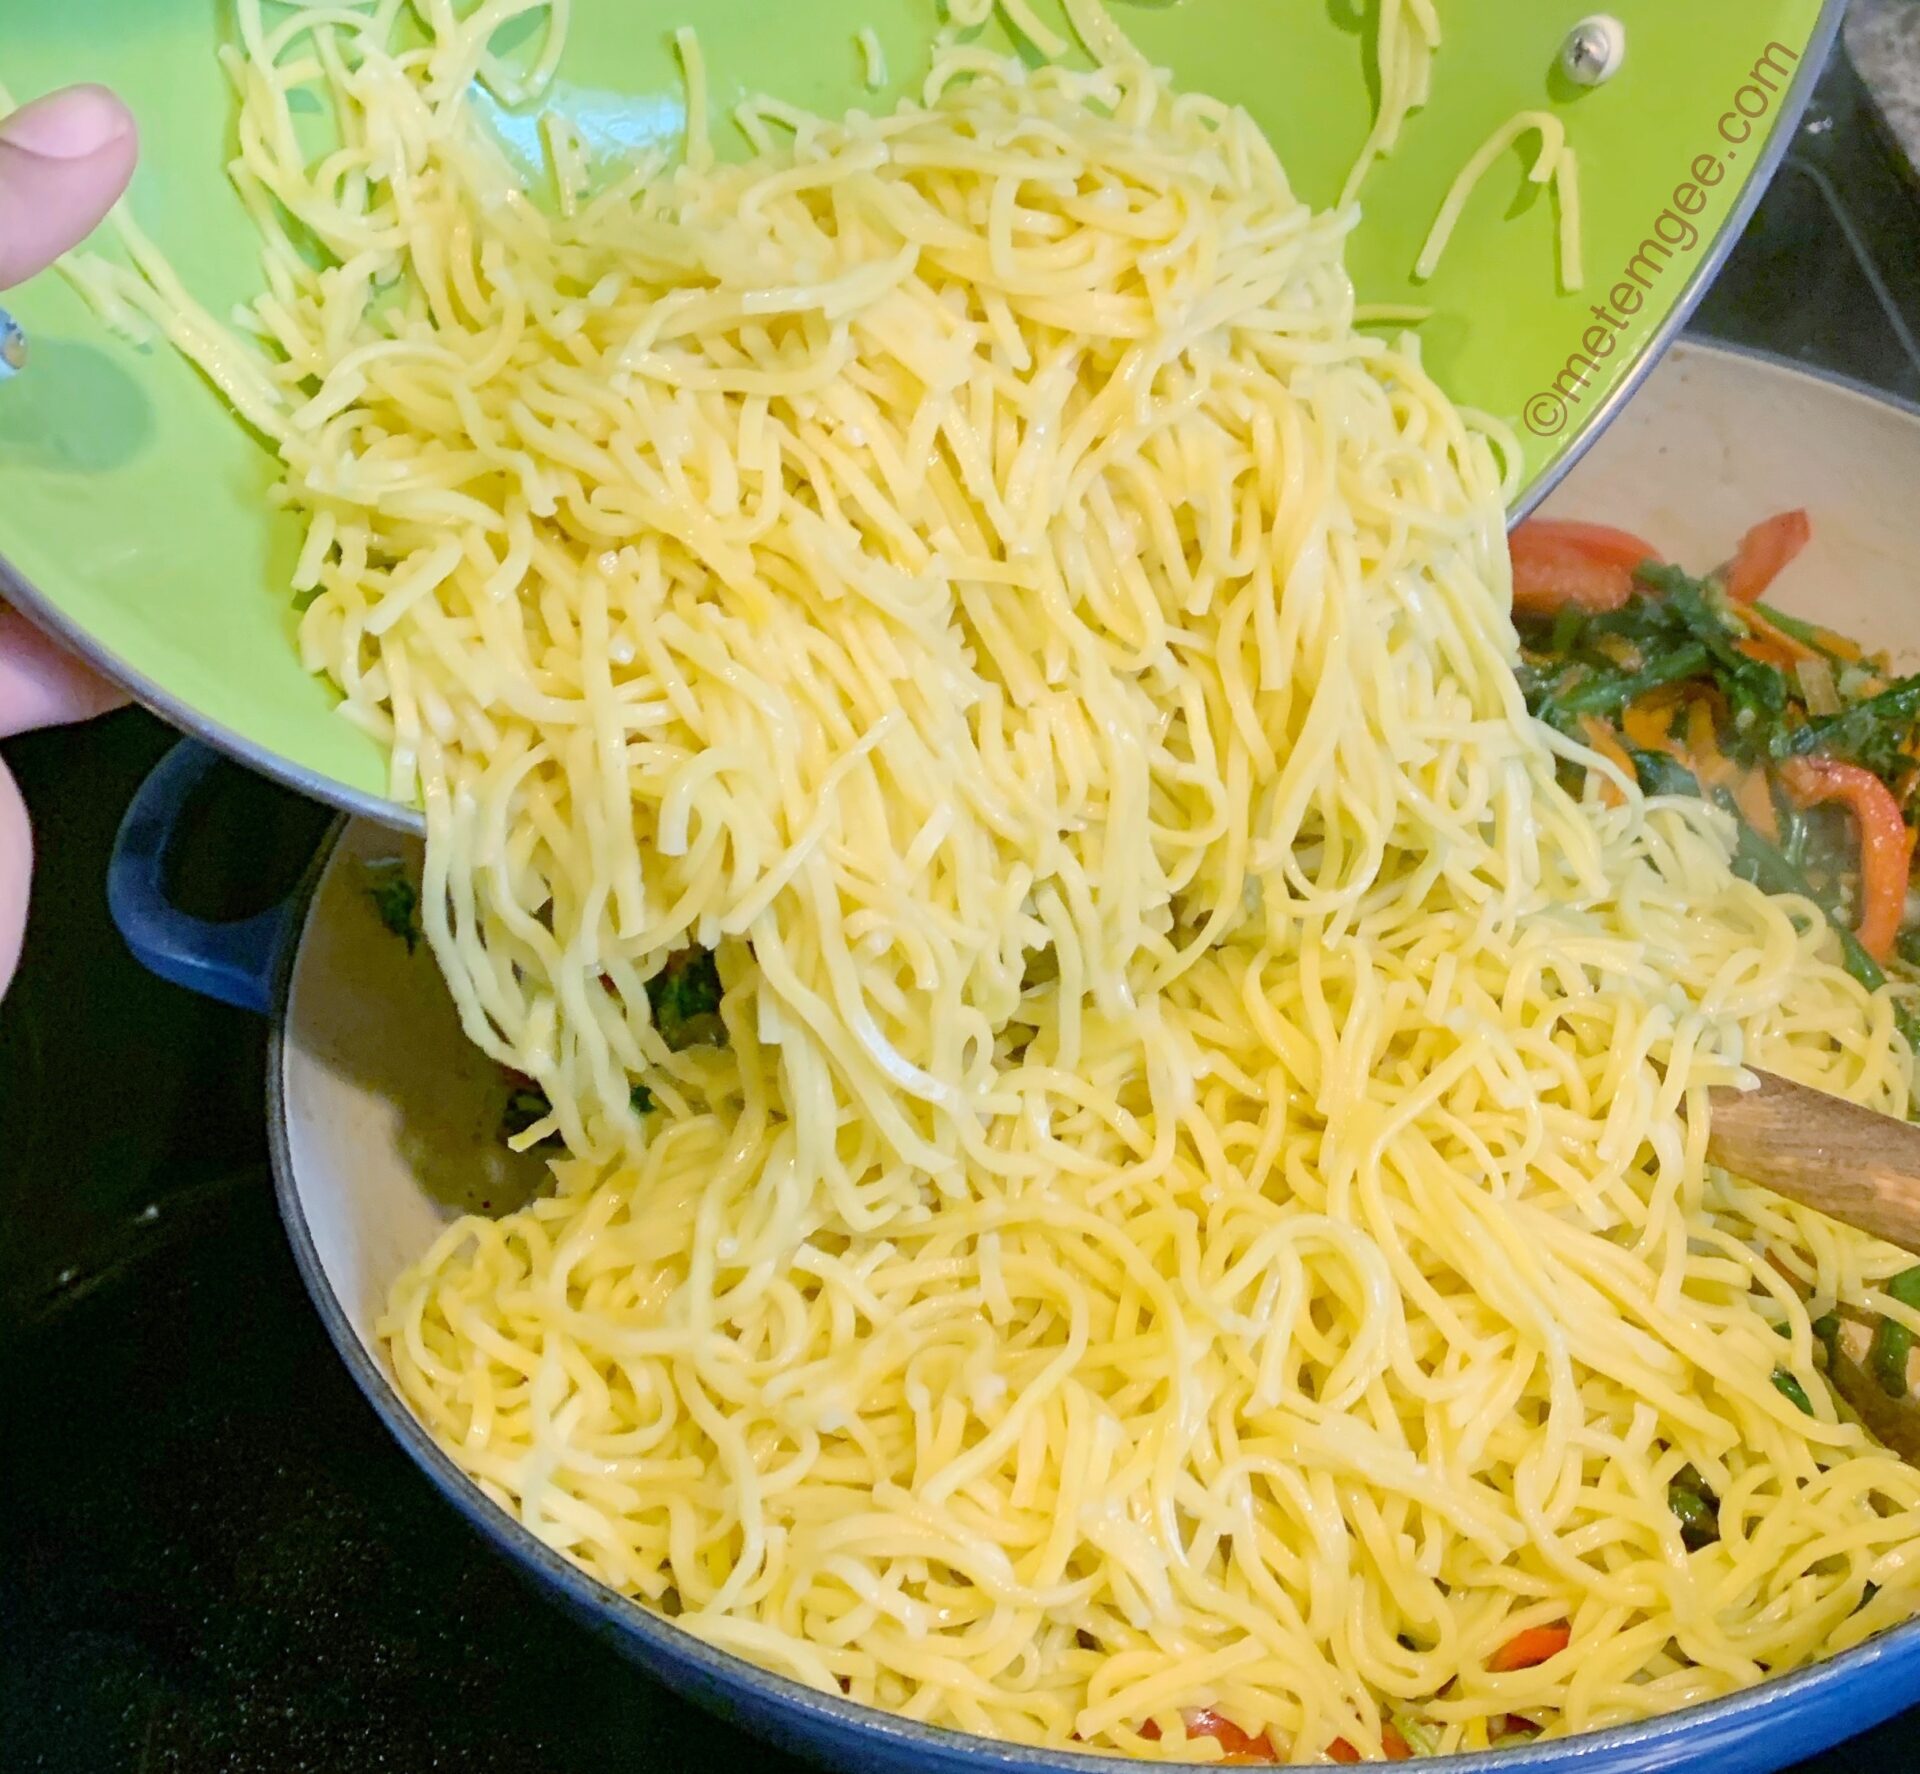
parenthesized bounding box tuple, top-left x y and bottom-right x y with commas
(1, 85, 140, 995)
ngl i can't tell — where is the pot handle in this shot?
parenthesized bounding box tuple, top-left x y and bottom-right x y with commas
(108, 739, 298, 1016)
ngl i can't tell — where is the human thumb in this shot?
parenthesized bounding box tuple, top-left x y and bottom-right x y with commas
(0, 753, 29, 999)
(0, 85, 137, 291)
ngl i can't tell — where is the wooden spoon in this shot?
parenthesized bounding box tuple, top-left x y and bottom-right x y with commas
(1705, 1068, 1920, 1454)
(1705, 1068, 1920, 1258)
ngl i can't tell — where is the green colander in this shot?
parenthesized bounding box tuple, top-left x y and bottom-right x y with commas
(0, 0, 1843, 820)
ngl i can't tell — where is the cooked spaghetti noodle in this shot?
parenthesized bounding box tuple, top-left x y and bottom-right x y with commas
(66, 0, 1920, 1760)
(1340, 0, 1439, 208)
(1414, 108, 1581, 290)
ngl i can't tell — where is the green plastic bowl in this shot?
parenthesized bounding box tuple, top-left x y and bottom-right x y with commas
(0, 0, 1842, 822)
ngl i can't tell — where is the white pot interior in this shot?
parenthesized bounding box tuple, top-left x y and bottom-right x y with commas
(282, 817, 546, 1353)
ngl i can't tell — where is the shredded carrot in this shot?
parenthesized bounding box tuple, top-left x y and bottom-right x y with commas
(1684, 698, 1712, 753)
(1683, 697, 1731, 780)
(1677, 696, 1749, 811)
(1489, 1622, 1572, 1673)
(1765, 1248, 1807, 1289)
(1743, 606, 1812, 668)
(1328, 1741, 1363, 1765)
(1579, 717, 1634, 807)
(1735, 639, 1782, 669)
(1778, 757, 1914, 962)
(1621, 698, 1675, 753)
(1734, 769, 1780, 844)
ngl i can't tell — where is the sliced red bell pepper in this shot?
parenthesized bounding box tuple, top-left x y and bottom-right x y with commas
(1778, 756, 1914, 963)
(1510, 520, 1661, 617)
(1141, 1709, 1278, 1764)
(1724, 509, 1811, 605)
(1488, 1622, 1571, 1673)
(1325, 1724, 1411, 1762)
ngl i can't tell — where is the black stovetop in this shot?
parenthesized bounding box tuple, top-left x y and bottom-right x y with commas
(8, 40, 1920, 1774)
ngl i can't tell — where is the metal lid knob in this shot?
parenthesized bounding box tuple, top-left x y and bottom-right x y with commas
(1561, 14, 1627, 87)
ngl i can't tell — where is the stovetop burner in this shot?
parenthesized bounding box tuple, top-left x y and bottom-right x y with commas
(7, 36, 1920, 1774)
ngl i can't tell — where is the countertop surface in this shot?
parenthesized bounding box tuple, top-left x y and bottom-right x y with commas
(1849, 0, 1920, 186)
(8, 31, 1920, 1774)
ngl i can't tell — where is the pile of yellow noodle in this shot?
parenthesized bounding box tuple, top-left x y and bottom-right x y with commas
(72, 0, 1920, 1759)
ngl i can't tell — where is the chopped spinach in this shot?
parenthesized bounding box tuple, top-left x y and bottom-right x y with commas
(500, 1076, 558, 1145)
(1770, 673, 1920, 781)
(646, 946, 726, 1050)
(1811, 1312, 1843, 1371)
(500, 1075, 655, 1147)
(1868, 1264, 1920, 1398)
(1751, 602, 1830, 652)
(1549, 643, 1712, 722)
(1728, 818, 1899, 998)
(1771, 1368, 1816, 1416)
(1624, 748, 1703, 801)
(491, 947, 719, 1146)
(1523, 552, 1920, 1037)
(1667, 1464, 1720, 1551)
(363, 861, 421, 954)
(1521, 564, 1789, 755)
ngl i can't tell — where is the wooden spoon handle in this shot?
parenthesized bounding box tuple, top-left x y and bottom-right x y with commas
(1706, 1069, 1920, 1256)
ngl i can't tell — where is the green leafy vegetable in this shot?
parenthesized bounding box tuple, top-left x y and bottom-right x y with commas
(1520, 564, 1791, 756)
(1771, 1368, 1815, 1415)
(501, 1078, 556, 1144)
(1624, 748, 1703, 800)
(501, 1076, 656, 1147)
(1549, 643, 1711, 721)
(1811, 1312, 1843, 1371)
(1868, 1264, 1920, 1398)
(1667, 1464, 1720, 1550)
(1520, 559, 1920, 1017)
(1622, 747, 1890, 1001)
(1752, 601, 1837, 655)
(1728, 820, 1887, 987)
(364, 861, 421, 954)
(647, 947, 726, 1051)
(492, 948, 719, 1147)
(1548, 603, 1585, 657)
(1770, 672, 1920, 781)
(1869, 1320, 1913, 1400)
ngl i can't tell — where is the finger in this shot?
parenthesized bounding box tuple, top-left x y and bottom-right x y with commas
(0, 85, 138, 290)
(0, 602, 129, 738)
(0, 757, 29, 999)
